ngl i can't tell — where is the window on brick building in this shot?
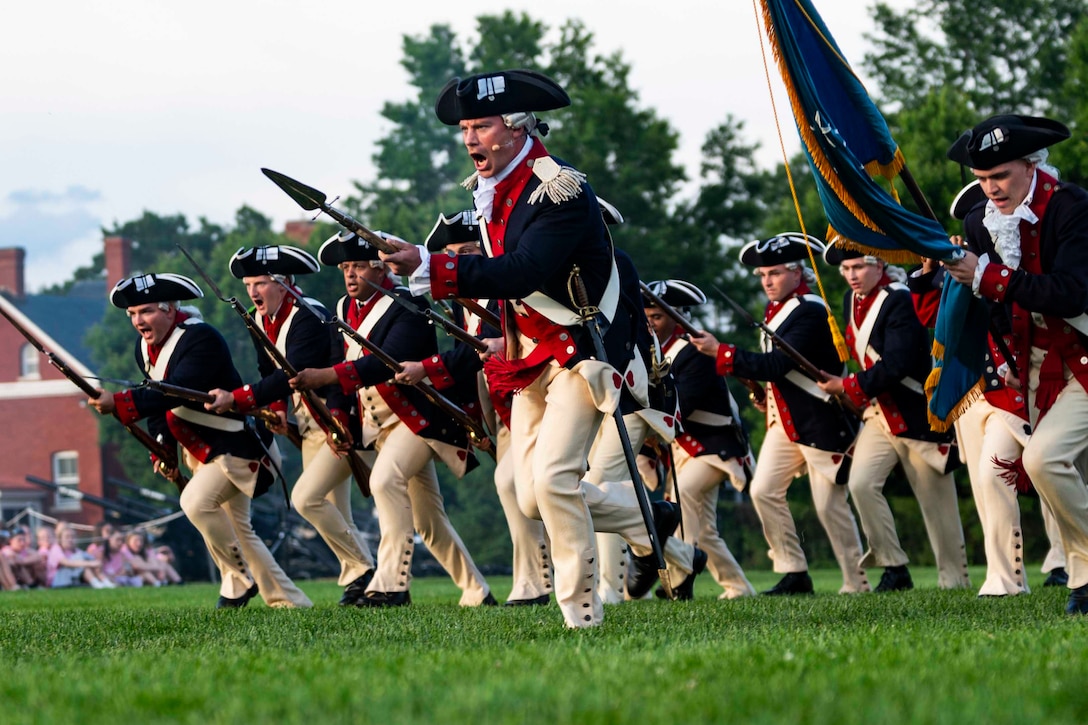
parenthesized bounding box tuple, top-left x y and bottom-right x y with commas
(20, 343, 40, 379)
(52, 451, 81, 512)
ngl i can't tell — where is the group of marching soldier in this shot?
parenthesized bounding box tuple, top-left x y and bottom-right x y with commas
(86, 68, 1088, 626)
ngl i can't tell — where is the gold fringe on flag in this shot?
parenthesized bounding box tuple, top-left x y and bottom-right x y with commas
(758, 0, 901, 238)
(923, 342, 984, 432)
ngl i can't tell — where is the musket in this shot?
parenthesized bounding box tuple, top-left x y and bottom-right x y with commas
(0, 305, 188, 490)
(176, 244, 372, 497)
(363, 279, 489, 354)
(99, 377, 304, 451)
(279, 283, 496, 459)
(639, 281, 767, 406)
(570, 267, 672, 598)
(454, 297, 502, 331)
(712, 285, 865, 420)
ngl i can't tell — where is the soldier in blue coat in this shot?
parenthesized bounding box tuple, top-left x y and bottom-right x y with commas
(291, 233, 493, 608)
(817, 243, 969, 592)
(89, 273, 311, 608)
(690, 234, 868, 595)
(943, 113, 1088, 614)
(380, 69, 677, 628)
(205, 244, 376, 607)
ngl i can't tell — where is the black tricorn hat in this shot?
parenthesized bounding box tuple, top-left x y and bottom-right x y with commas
(822, 240, 883, 266)
(228, 245, 319, 279)
(949, 180, 987, 221)
(109, 273, 203, 309)
(947, 114, 1070, 170)
(425, 211, 480, 252)
(739, 233, 824, 267)
(318, 230, 381, 265)
(434, 69, 570, 126)
(643, 279, 707, 309)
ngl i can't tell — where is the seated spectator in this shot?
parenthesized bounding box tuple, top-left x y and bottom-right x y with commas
(2, 530, 48, 588)
(99, 531, 143, 587)
(151, 543, 183, 585)
(122, 531, 182, 586)
(36, 525, 56, 557)
(1, 532, 21, 591)
(85, 521, 115, 562)
(47, 523, 114, 589)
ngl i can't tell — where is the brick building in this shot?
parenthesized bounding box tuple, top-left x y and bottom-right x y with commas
(0, 238, 132, 526)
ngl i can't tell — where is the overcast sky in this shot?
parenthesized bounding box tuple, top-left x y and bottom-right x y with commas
(2, 0, 909, 291)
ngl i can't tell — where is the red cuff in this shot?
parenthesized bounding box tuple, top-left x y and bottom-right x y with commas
(842, 374, 871, 410)
(232, 385, 258, 413)
(979, 263, 1014, 302)
(421, 354, 455, 390)
(715, 344, 737, 377)
(334, 361, 363, 393)
(429, 252, 461, 300)
(269, 400, 288, 416)
(114, 390, 141, 425)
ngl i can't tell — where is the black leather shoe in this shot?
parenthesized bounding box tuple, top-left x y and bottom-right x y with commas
(356, 590, 411, 608)
(481, 592, 499, 606)
(874, 565, 914, 593)
(504, 593, 550, 607)
(762, 571, 814, 596)
(671, 547, 708, 601)
(338, 570, 375, 607)
(1044, 567, 1070, 587)
(216, 582, 259, 609)
(1065, 584, 1088, 615)
(626, 500, 682, 599)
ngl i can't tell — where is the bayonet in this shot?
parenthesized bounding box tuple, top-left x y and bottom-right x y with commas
(261, 168, 399, 254)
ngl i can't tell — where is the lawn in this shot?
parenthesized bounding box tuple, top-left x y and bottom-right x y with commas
(1, 567, 1084, 724)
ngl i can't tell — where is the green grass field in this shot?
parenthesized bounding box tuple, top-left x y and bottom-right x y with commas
(1, 566, 1084, 724)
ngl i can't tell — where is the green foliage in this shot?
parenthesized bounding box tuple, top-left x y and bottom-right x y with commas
(1, 574, 1085, 724)
(348, 12, 688, 283)
(865, 0, 1088, 115)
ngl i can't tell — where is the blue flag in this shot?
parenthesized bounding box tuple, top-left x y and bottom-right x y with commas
(760, 0, 986, 427)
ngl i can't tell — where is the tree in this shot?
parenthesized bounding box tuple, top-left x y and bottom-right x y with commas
(348, 12, 688, 280)
(864, 0, 1087, 116)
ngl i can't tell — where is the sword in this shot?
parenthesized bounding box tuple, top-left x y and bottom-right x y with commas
(177, 243, 373, 497)
(278, 283, 496, 459)
(569, 266, 672, 599)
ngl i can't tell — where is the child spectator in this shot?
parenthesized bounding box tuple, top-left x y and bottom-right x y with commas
(47, 523, 114, 589)
(2, 530, 48, 588)
(36, 525, 56, 556)
(1, 532, 21, 591)
(100, 531, 143, 587)
(122, 531, 182, 586)
(85, 521, 115, 562)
